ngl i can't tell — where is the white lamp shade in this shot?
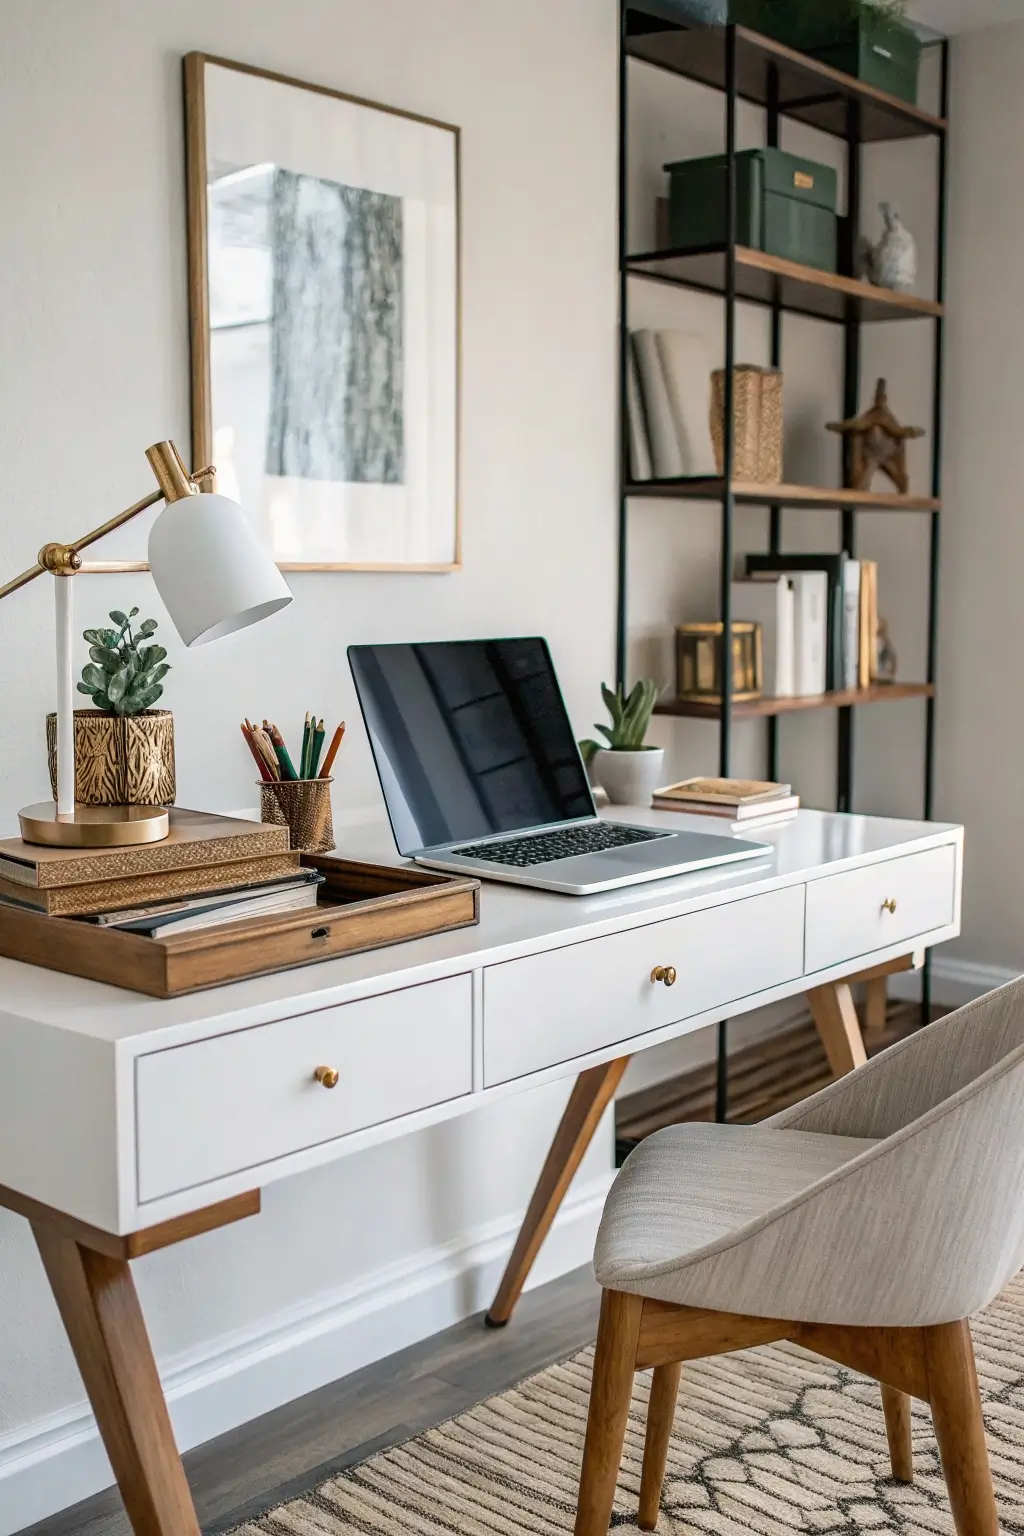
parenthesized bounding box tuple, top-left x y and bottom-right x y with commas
(148, 492, 292, 647)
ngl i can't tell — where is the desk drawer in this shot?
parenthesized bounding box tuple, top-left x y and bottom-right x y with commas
(483, 885, 805, 1086)
(805, 845, 957, 974)
(136, 974, 472, 1201)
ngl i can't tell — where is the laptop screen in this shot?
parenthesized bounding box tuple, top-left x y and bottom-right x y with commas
(348, 639, 596, 855)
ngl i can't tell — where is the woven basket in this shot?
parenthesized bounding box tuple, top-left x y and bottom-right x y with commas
(711, 365, 783, 483)
(260, 778, 335, 854)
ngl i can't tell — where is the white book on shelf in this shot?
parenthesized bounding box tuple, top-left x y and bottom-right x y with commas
(730, 577, 796, 698)
(626, 342, 653, 481)
(631, 331, 684, 478)
(792, 571, 829, 696)
(842, 560, 862, 692)
(654, 329, 718, 476)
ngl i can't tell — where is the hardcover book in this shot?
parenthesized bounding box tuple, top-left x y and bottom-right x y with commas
(0, 852, 301, 917)
(0, 808, 290, 890)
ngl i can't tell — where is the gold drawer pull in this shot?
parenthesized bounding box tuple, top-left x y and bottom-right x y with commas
(651, 966, 677, 987)
(313, 1065, 340, 1089)
(882, 898, 898, 915)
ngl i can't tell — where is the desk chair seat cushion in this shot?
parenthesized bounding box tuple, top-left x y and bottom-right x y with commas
(595, 976, 1024, 1329)
(595, 1123, 875, 1308)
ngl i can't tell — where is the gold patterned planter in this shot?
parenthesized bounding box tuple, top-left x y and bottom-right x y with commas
(46, 710, 176, 807)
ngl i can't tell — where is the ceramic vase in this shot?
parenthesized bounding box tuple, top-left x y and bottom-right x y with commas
(868, 203, 917, 292)
(592, 747, 665, 808)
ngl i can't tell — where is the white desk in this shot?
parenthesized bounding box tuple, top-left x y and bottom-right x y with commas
(0, 808, 963, 1536)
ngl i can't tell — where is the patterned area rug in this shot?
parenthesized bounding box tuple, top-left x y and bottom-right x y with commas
(233, 1275, 1024, 1535)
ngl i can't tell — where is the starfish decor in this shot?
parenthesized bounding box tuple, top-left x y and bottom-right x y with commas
(827, 378, 925, 495)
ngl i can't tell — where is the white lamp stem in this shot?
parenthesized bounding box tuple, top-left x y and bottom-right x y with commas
(54, 575, 75, 819)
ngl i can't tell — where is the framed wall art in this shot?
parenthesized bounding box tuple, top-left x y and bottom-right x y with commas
(184, 54, 460, 572)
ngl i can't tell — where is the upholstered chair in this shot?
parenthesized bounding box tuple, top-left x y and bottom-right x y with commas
(573, 975, 1024, 1536)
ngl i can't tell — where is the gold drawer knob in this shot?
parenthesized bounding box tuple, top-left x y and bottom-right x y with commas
(313, 1065, 340, 1089)
(882, 898, 898, 915)
(651, 966, 677, 987)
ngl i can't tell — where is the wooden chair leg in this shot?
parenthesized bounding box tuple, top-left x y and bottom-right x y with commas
(880, 1384, 914, 1482)
(33, 1224, 201, 1536)
(638, 1362, 682, 1531)
(487, 1057, 630, 1326)
(807, 980, 868, 1077)
(575, 1290, 644, 1536)
(924, 1321, 999, 1536)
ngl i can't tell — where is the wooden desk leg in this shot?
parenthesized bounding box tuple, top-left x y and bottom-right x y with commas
(33, 1224, 201, 1536)
(864, 976, 889, 1033)
(807, 981, 868, 1077)
(486, 1055, 630, 1328)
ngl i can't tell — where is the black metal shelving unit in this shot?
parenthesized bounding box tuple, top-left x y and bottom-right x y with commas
(616, 7, 950, 1121)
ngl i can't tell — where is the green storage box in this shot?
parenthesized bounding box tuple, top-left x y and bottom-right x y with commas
(665, 148, 838, 272)
(732, 4, 922, 104)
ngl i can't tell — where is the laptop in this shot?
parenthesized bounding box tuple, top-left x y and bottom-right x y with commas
(348, 638, 772, 896)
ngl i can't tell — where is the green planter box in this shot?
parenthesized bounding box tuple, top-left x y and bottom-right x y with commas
(665, 148, 838, 272)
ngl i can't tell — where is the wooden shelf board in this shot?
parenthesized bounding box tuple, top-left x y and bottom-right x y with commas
(655, 682, 935, 720)
(626, 245, 943, 324)
(625, 16, 946, 143)
(626, 478, 940, 512)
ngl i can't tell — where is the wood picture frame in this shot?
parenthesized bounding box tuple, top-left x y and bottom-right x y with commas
(180, 52, 461, 575)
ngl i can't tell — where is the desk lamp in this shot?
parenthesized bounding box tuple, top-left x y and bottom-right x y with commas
(0, 441, 292, 848)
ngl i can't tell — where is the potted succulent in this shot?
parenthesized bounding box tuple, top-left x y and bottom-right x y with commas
(579, 680, 664, 807)
(47, 607, 175, 807)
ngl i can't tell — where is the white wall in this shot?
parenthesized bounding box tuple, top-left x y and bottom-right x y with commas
(934, 19, 1024, 971)
(0, 2, 619, 1528)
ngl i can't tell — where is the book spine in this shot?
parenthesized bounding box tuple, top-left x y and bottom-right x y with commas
(843, 560, 862, 692)
(632, 330, 684, 478)
(3, 853, 302, 917)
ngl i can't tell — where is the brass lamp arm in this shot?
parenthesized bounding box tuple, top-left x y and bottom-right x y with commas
(0, 444, 216, 604)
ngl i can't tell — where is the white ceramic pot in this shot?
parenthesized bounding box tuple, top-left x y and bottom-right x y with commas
(592, 747, 665, 807)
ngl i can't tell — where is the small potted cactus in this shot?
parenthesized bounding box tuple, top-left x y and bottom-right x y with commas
(579, 680, 664, 807)
(47, 607, 176, 807)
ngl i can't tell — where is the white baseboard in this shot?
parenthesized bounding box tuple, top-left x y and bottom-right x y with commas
(888, 956, 1019, 1008)
(0, 1173, 612, 1536)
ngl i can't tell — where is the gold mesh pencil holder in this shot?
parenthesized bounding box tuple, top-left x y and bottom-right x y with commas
(259, 778, 335, 853)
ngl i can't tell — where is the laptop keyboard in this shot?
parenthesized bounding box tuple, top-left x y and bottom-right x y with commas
(451, 822, 671, 868)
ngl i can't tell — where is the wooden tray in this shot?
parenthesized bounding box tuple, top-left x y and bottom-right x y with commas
(0, 856, 481, 998)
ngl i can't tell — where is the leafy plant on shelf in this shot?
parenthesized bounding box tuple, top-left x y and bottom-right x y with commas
(77, 608, 171, 716)
(579, 680, 660, 764)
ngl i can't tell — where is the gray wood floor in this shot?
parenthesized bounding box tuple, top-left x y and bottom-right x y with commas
(17, 1265, 600, 1536)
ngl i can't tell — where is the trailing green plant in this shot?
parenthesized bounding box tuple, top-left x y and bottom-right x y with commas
(77, 608, 171, 716)
(579, 680, 660, 763)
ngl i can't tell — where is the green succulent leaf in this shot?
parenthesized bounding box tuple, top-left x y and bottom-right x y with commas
(106, 666, 129, 704)
(77, 680, 100, 697)
(108, 610, 128, 626)
(578, 739, 600, 765)
(80, 663, 108, 691)
(138, 618, 158, 635)
(82, 628, 104, 645)
(89, 645, 122, 673)
(125, 684, 163, 713)
(129, 607, 139, 618)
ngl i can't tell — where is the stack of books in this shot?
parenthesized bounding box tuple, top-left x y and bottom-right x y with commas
(734, 552, 880, 699)
(0, 809, 322, 937)
(653, 777, 800, 831)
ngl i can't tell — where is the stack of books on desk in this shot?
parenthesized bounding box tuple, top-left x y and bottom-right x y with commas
(0, 809, 322, 936)
(653, 778, 800, 831)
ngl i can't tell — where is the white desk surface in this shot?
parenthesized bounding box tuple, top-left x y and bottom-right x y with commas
(0, 808, 962, 1053)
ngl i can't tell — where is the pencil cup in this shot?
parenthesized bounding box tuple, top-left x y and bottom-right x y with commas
(259, 778, 335, 854)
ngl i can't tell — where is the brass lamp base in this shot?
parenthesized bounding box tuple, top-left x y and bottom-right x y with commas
(18, 802, 170, 848)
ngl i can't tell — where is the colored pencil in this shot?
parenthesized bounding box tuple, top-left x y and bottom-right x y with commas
(241, 724, 274, 782)
(300, 712, 312, 779)
(309, 718, 326, 777)
(265, 722, 299, 781)
(252, 726, 281, 779)
(319, 722, 346, 779)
